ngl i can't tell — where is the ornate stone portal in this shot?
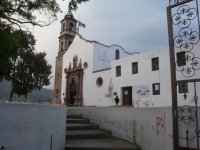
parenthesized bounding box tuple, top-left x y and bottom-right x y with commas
(64, 55, 83, 106)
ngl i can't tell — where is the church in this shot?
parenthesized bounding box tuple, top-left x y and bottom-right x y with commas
(52, 10, 200, 108)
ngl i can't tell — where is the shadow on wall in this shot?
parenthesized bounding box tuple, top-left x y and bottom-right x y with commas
(67, 107, 173, 150)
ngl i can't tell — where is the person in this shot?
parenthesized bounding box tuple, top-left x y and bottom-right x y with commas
(114, 95, 119, 106)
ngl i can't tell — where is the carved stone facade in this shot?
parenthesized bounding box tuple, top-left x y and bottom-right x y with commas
(52, 11, 77, 104)
(64, 55, 83, 106)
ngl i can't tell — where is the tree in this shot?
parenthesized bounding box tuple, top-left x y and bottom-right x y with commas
(12, 51, 52, 99)
(0, 0, 60, 28)
(0, 24, 15, 81)
(68, 0, 89, 12)
(8, 30, 51, 99)
(0, 0, 60, 79)
(9, 30, 52, 100)
(0, 0, 89, 79)
(0, 0, 89, 99)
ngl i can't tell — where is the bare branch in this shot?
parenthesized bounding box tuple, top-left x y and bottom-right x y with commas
(1, 14, 57, 28)
(0, 0, 60, 28)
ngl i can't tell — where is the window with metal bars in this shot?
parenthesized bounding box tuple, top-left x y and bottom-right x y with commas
(132, 62, 138, 74)
(152, 83, 160, 95)
(178, 82, 188, 93)
(116, 66, 121, 77)
(177, 51, 186, 66)
(152, 57, 159, 71)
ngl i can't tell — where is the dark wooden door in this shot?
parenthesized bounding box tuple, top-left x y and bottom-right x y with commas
(123, 87, 132, 106)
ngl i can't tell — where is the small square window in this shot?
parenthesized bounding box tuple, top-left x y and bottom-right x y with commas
(132, 62, 138, 74)
(152, 83, 160, 95)
(116, 66, 121, 77)
(177, 52, 186, 66)
(179, 82, 188, 93)
(152, 57, 159, 71)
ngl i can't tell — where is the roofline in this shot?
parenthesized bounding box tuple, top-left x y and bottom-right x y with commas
(76, 33, 140, 55)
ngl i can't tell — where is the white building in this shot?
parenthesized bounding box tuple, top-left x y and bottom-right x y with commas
(53, 11, 200, 108)
(59, 34, 175, 107)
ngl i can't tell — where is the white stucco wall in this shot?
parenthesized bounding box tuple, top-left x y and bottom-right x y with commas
(60, 40, 171, 107)
(0, 103, 66, 150)
(93, 43, 131, 72)
(61, 35, 199, 107)
(61, 34, 174, 107)
(68, 107, 173, 150)
(83, 69, 114, 106)
(111, 48, 172, 107)
(61, 35, 94, 103)
(61, 35, 124, 106)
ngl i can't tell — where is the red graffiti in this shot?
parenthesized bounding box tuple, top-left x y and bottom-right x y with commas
(156, 112, 166, 135)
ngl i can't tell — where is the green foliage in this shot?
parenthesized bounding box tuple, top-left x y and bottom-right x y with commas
(68, 0, 89, 12)
(12, 51, 52, 98)
(0, 23, 17, 80)
(0, 0, 60, 80)
(0, 0, 61, 27)
(0, 0, 89, 98)
(33, 52, 52, 87)
(9, 30, 52, 98)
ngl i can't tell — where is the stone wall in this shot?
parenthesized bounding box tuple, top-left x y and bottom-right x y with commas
(68, 107, 173, 150)
(0, 103, 66, 150)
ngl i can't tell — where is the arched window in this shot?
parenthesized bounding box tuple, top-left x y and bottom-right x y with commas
(61, 42, 64, 51)
(62, 23, 65, 31)
(68, 41, 72, 47)
(115, 49, 120, 60)
(69, 23, 74, 31)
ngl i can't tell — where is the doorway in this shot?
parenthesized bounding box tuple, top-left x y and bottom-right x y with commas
(64, 55, 84, 106)
(122, 87, 132, 106)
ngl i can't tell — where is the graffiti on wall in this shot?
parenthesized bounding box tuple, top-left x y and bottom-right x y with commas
(134, 85, 150, 98)
(156, 112, 166, 135)
(133, 85, 154, 107)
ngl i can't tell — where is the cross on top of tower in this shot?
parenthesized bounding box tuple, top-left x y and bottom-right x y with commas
(66, 7, 74, 19)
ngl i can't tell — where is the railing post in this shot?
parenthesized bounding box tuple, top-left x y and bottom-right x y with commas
(166, 5, 179, 150)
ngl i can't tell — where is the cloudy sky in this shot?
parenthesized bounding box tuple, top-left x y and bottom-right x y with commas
(32, 0, 170, 89)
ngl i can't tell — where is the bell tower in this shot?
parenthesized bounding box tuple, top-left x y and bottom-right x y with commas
(53, 10, 77, 104)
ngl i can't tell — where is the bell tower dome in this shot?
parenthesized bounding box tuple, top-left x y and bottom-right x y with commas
(53, 10, 77, 104)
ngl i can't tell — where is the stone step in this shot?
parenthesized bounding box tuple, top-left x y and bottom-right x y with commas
(67, 123, 99, 130)
(67, 118, 89, 124)
(66, 130, 111, 139)
(67, 114, 82, 119)
(65, 138, 140, 150)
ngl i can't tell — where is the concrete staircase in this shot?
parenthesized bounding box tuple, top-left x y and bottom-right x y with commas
(65, 115, 140, 150)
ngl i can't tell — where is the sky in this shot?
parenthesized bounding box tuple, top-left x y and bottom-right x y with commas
(32, 0, 170, 89)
